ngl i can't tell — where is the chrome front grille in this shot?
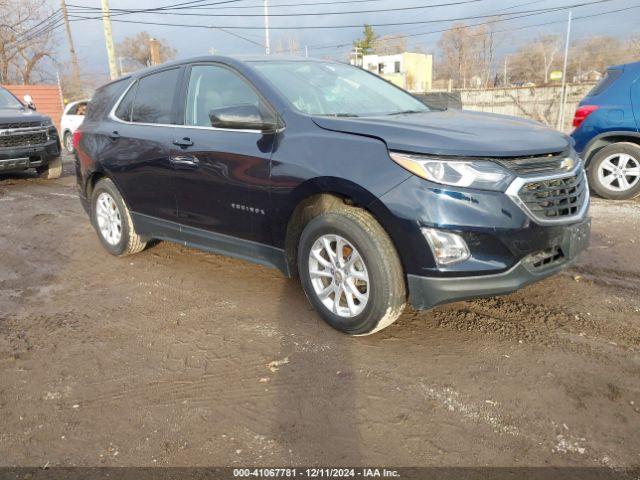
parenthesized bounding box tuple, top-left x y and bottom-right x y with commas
(517, 171, 587, 221)
(0, 131, 48, 148)
(496, 151, 569, 175)
(0, 121, 43, 130)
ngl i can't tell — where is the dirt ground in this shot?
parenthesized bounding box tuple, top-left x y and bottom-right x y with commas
(0, 155, 639, 472)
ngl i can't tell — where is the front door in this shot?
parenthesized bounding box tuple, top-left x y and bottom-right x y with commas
(171, 63, 276, 244)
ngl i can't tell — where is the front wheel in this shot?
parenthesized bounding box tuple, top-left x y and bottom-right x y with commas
(588, 142, 640, 200)
(298, 205, 406, 335)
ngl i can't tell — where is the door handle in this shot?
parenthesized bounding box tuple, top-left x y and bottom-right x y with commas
(170, 155, 200, 167)
(173, 137, 194, 147)
(108, 130, 120, 140)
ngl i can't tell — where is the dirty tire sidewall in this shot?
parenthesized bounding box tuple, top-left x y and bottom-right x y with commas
(298, 209, 406, 336)
(588, 142, 640, 200)
(91, 178, 136, 256)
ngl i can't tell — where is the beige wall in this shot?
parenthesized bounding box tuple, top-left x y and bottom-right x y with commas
(459, 83, 595, 133)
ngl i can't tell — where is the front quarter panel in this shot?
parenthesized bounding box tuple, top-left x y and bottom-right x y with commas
(268, 113, 411, 246)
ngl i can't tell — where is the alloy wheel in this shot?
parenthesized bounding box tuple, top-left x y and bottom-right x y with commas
(308, 234, 369, 318)
(597, 153, 640, 192)
(95, 192, 122, 246)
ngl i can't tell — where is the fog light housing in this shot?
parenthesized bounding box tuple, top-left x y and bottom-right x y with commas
(422, 228, 470, 267)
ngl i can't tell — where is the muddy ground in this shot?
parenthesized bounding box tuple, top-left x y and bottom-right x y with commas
(0, 156, 638, 473)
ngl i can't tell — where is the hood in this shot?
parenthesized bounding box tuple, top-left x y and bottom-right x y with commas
(312, 109, 570, 157)
(0, 108, 51, 125)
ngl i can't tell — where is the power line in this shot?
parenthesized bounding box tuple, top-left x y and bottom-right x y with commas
(308, 0, 630, 49)
(67, 0, 486, 18)
(66, 0, 618, 29)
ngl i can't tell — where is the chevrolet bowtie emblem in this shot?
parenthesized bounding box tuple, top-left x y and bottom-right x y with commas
(560, 157, 575, 170)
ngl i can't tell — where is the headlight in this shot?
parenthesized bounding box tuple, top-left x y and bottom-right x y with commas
(389, 151, 515, 191)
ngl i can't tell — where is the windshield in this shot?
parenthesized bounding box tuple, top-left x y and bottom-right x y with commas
(0, 88, 23, 109)
(251, 60, 429, 117)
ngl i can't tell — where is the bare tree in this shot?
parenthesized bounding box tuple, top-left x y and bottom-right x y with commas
(0, 0, 57, 84)
(116, 31, 176, 71)
(436, 22, 499, 88)
(274, 35, 301, 55)
(508, 34, 561, 84)
(373, 35, 407, 55)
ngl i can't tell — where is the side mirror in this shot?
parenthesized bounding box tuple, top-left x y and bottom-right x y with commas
(209, 104, 278, 132)
(23, 94, 36, 110)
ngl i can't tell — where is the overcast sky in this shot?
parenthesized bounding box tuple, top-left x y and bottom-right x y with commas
(53, 0, 639, 80)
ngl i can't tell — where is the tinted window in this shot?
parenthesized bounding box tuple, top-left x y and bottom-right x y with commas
(85, 79, 129, 122)
(587, 69, 622, 97)
(185, 65, 260, 127)
(115, 82, 137, 122)
(131, 68, 180, 124)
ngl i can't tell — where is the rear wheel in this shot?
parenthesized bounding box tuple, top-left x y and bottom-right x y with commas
(588, 142, 640, 200)
(91, 178, 147, 256)
(63, 131, 74, 154)
(36, 156, 62, 180)
(298, 205, 406, 335)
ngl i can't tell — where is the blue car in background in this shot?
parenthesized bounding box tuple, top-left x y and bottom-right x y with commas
(571, 61, 640, 200)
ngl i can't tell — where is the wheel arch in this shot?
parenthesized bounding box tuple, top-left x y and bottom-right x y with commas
(582, 131, 640, 166)
(281, 177, 403, 278)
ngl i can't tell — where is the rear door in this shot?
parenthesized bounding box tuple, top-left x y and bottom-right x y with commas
(103, 67, 183, 226)
(170, 63, 276, 244)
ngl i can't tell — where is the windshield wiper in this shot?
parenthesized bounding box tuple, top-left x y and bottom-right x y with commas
(387, 109, 425, 116)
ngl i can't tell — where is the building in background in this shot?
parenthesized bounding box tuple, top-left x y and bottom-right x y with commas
(361, 52, 433, 93)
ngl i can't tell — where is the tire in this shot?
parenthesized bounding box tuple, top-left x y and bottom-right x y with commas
(587, 142, 640, 200)
(91, 178, 147, 256)
(63, 131, 74, 154)
(297, 204, 406, 335)
(36, 156, 62, 180)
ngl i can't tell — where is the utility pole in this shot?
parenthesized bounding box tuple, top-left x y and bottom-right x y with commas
(101, 0, 119, 80)
(60, 0, 82, 95)
(503, 54, 508, 87)
(557, 10, 572, 131)
(263, 0, 270, 55)
(149, 38, 161, 65)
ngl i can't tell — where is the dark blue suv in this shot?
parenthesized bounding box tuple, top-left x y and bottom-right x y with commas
(75, 56, 590, 335)
(571, 61, 640, 200)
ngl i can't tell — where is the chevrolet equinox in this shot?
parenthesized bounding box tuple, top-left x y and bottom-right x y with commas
(74, 56, 591, 335)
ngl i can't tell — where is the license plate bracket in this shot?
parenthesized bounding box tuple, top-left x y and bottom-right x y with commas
(562, 219, 591, 260)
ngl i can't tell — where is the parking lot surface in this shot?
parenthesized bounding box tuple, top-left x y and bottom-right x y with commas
(1, 158, 639, 469)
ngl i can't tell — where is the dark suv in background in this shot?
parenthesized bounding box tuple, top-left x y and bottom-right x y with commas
(74, 56, 590, 335)
(571, 61, 640, 200)
(0, 87, 62, 179)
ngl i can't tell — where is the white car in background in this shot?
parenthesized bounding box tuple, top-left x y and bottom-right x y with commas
(60, 99, 89, 153)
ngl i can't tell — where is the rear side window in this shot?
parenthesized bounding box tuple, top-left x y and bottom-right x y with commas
(115, 82, 137, 122)
(85, 79, 129, 122)
(587, 69, 622, 97)
(131, 68, 180, 124)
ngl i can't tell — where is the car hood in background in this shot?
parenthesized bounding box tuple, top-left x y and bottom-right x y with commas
(0, 108, 51, 125)
(312, 109, 570, 157)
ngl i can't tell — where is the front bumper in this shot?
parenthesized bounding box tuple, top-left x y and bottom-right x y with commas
(0, 138, 60, 173)
(408, 217, 590, 309)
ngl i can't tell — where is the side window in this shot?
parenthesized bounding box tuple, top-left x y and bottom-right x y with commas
(131, 68, 180, 124)
(185, 65, 261, 128)
(66, 104, 78, 115)
(115, 81, 137, 122)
